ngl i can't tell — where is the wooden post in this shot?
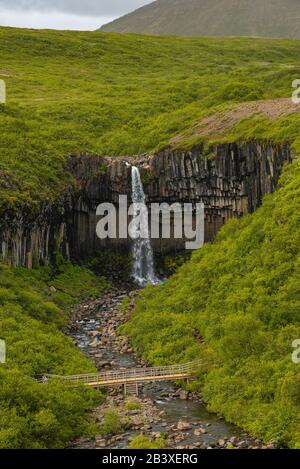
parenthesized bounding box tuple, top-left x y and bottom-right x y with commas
(124, 382, 139, 396)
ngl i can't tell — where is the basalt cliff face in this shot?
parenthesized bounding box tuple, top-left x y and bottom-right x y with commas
(0, 142, 292, 267)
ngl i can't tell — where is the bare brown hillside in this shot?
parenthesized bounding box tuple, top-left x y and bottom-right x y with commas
(170, 98, 300, 145)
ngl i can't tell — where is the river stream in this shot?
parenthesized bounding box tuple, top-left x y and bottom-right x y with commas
(68, 286, 266, 450)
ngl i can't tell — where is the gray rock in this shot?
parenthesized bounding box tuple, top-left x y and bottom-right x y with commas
(177, 421, 192, 431)
(179, 390, 189, 400)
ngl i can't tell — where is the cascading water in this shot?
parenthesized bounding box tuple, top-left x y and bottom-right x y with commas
(130, 166, 157, 286)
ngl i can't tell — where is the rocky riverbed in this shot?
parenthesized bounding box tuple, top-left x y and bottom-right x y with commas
(67, 286, 275, 450)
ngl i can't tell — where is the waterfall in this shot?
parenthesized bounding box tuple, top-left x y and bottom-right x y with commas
(130, 166, 157, 286)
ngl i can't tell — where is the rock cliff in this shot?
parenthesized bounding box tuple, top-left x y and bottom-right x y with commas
(0, 142, 292, 267)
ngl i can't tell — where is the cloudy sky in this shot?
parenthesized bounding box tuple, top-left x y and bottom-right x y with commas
(0, 0, 152, 30)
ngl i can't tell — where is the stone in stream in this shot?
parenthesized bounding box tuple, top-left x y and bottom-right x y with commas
(179, 389, 189, 400)
(194, 427, 207, 436)
(237, 440, 248, 449)
(151, 432, 163, 439)
(97, 361, 113, 369)
(127, 409, 140, 416)
(177, 421, 192, 431)
(89, 338, 99, 348)
(229, 436, 239, 446)
(95, 438, 106, 448)
(143, 424, 152, 430)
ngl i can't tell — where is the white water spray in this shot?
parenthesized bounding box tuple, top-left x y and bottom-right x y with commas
(130, 166, 157, 286)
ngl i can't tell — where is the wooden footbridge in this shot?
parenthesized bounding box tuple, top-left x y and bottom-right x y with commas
(38, 361, 201, 396)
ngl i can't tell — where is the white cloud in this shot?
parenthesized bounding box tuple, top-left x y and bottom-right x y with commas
(0, 9, 114, 30)
(0, 1, 151, 16)
(0, 1, 154, 31)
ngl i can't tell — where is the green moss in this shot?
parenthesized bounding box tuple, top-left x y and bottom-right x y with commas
(141, 169, 154, 187)
(99, 162, 108, 176)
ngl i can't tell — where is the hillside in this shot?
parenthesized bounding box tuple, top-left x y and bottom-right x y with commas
(100, 0, 300, 38)
(121, 157, 300, 448)
(0, 26, 300, 450)
(1, 27, 300, 212)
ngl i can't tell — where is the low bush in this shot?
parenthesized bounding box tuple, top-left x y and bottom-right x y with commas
(128, 434, 167, 449)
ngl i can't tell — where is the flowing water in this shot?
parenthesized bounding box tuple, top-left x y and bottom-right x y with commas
(130, 166, 157, 286)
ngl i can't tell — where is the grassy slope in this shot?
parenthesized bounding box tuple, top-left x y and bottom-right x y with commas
(100, 0, 300, 38)
(1, 27, 300, 210)
(121, 160, 300, 448)
(0, 263, 108, 448)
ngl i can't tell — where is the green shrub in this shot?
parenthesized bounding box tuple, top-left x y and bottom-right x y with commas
(214, 80, 264, 103)
(125, 401, 142, 412)
(99, 409, 127, 436)
(128, 434, 167, 449)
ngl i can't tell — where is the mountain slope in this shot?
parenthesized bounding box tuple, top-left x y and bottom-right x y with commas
(100, 0, 300, 38)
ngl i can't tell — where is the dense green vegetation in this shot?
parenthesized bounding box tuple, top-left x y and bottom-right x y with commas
(1, 27, 300, 210)
(0, 262, 108, 448)
(121, 159, 300, 448)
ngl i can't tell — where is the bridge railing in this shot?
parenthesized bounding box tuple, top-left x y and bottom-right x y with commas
(37, 360, 202, 386)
